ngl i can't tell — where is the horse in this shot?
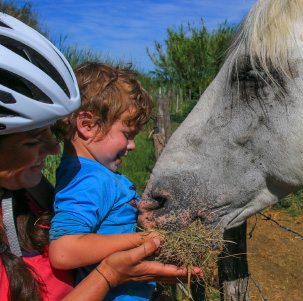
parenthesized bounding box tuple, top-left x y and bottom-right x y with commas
(138, 0, 303, 232)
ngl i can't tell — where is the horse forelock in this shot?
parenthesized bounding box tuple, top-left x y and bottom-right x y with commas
(227, 0, 303, 92)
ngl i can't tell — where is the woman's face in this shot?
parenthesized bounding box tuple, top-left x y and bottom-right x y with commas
(0, 126, 60, 190)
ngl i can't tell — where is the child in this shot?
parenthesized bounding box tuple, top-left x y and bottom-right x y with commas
(49, 62, 156, 300)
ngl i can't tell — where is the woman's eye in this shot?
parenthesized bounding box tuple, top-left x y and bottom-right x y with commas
(25, 140, 40, 147)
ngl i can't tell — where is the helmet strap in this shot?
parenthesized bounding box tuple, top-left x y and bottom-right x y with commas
(2, 189, 22, 256)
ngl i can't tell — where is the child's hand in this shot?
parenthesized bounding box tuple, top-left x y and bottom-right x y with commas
(140, 231, 159, 242)
(140, 231, 167, 257)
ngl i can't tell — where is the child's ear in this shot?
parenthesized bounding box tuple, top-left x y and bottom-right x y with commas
(77, 111, 95, 139)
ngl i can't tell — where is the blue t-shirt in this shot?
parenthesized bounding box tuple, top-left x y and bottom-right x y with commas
(50, 156, 155, 301)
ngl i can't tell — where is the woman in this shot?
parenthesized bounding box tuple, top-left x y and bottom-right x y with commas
(0, 13, 202, 301)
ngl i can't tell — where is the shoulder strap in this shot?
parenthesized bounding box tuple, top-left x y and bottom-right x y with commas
(1, 176, 54, 257)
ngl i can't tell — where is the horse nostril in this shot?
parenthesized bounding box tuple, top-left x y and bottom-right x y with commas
(153, 196, 166, 209)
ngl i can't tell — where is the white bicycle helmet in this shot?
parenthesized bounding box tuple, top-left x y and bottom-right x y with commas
(0, 13, 80, 135)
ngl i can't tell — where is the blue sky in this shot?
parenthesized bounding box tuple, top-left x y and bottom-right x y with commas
(27, 0, 257, 72)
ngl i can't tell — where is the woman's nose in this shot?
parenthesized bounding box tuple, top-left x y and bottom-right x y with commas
(41, 141, 61, 156)
(40, 136, 61, 156)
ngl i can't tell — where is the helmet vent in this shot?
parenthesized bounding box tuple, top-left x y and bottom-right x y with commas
(0, 68, 53, 104)
(0, 105, 19, 117)
(52, 46, 75, 84)
(0, 91, 16, 103)
(0, 36, 71, 99)
(0, 21, 12, 29)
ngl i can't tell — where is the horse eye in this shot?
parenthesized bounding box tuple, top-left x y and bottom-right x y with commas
(234, 69, 265, 82)
(247, 70, 260, 78)
(232, 69, 267, 82)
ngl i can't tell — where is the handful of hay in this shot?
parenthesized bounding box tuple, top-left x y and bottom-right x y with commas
(146, 220, 225, 298)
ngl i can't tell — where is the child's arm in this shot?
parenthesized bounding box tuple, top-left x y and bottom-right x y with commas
(49, 232, 156, 269)
(62, 238, 203, 301)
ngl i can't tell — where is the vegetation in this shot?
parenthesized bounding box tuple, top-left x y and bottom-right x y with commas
(0, 0, 45, 33)
(147, 20, 236, 99)
(55, 35, 116, 68)
(273, 190, 303, 217)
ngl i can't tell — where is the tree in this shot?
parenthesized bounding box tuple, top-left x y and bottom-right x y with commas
(0, 0, 48, 35)
(147, 19, 236, 96)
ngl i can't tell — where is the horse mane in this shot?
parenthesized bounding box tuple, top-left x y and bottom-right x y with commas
(228, 0, 303, 86)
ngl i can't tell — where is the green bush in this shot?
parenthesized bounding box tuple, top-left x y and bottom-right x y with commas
(273, 190, 303, 216)
(42, 144, 63, 186)
(147, 20, 236, 91)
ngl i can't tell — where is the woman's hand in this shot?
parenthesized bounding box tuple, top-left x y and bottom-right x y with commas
(98, 237, 203, 287)
(63, 237, 203, 300)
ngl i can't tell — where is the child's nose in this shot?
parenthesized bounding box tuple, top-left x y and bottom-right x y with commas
(127, 139, 135, 151)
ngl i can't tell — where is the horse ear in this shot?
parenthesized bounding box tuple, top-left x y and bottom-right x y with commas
(76, 111, 95, 139)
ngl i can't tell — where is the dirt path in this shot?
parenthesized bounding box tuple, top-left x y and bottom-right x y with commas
(247, 209, 303, 301)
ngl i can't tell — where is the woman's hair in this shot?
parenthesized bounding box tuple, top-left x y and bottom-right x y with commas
(0, 189, 51, 301)
(52, 62, 154, 141)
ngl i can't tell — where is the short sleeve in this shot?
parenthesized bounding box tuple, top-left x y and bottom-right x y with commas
(50, 171, 115, 241)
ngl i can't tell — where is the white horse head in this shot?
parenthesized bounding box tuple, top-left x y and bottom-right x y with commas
(138, 0, 303, 231)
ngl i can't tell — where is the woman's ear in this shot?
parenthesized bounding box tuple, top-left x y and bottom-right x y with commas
(76, 111, 95, 139)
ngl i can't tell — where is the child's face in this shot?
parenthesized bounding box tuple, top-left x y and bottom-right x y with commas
(88, 117, 138, 172)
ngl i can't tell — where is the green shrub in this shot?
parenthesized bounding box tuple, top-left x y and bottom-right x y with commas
(273, 190, 303, 216)
(42, 144, 63, 186)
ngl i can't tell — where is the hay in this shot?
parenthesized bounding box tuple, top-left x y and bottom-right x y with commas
(144, 220, 225, 298)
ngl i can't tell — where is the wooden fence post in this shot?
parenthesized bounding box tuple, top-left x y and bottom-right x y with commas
(163, 97, 171, 143)
(180, 88, 183, 116)
(153, 96, 171, 159)
(170, 87, 174, 113)
(217, 222, 250, 301)
(153, 133, 165, 160)
(157, 94, 164, 134)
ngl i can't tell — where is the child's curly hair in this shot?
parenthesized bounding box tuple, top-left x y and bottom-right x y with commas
(52, 62, 154, 141)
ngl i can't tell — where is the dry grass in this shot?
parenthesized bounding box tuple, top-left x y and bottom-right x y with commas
(146, 220, 225, 299)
